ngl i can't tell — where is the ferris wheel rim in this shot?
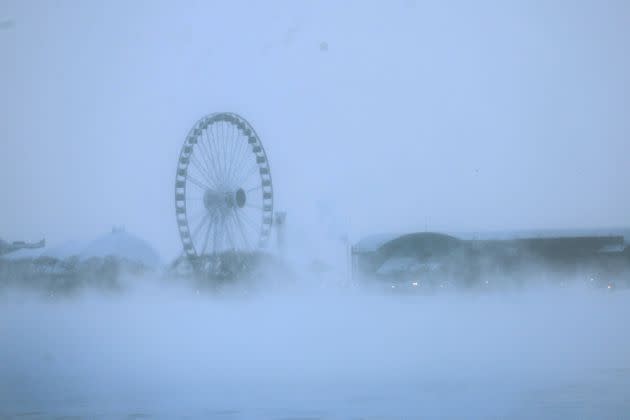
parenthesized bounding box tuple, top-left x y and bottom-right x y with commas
(174, 112, 274, 259)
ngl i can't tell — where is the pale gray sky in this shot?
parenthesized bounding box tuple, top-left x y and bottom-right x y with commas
(1, 0, 629, 259)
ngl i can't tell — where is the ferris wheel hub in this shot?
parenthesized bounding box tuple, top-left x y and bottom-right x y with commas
(235, 188, 246, 208)
(203, 188, 247, 211)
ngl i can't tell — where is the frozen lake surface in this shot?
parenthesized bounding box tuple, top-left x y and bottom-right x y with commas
(1, 283, 629, 419)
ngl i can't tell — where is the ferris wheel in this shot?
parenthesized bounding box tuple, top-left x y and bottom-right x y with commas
(175, 113, 273, 261)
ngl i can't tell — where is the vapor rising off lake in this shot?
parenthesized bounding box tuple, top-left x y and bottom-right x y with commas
(1, 282, 629, 419)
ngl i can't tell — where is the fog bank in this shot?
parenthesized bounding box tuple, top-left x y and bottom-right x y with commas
(2, 282, 629, 419)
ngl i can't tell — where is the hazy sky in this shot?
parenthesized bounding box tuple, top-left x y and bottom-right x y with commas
(1, 0, 629, 259)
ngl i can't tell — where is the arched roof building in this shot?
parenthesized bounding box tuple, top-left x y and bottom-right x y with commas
(352, 232, 464, 280)
(352, 230, 630, 288)
(378, 233, 462, 260)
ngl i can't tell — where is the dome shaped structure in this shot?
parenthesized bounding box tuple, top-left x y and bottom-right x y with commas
(80, 230, 161, 268)
(378, 232, 462, 259)
(1, 230, 161, 269)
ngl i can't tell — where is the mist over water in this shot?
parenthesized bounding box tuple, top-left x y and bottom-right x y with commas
(2, 277, 629, 419)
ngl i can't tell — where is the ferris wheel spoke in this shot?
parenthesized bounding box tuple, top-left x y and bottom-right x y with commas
(212, 222, 219, 255)
(201, 222, 212, 256)
(240, 220, 259, 248)
(230, 213, 247, 250)
(222, 123, 233, 185)
(224, 124, 236, 184)
(212, 123, 224, 185)
(190, 154, 216, 188)
(217, 123, 230, 186)
(232, 126, 247, 163)
(190, 149, 212, 182)
(227, 133, 244, 181)
(225, 125, 240, 187)
(234, 163, 259, 189)
(215, 122, 226, 185)
(241, 178, 264, 196)
(230, 144, 250, 187)
(225, 214, 238, 250)
(221, 212, 231, 250)
(202, 129, 226, 188)
(185, 194, 206, 201)
(238, 210, 261, 234)
(230, 132, 249, 188)
(190, 212, 211, 243)
(187, 208, 208, 226)
(231, 143, 254, 185)
(232, 211, 251, 250)
(189, 155, 208, 182)
(227, 212, 241, 250)
(219, 216, 228, 253)
(199, 132, 222, 188)
(205, 125, 223, 186)
(187, 173, 213, 191)
(201, 211, 218, 255)
(246, 185, 261, 193)
(195, 137, 213, 181)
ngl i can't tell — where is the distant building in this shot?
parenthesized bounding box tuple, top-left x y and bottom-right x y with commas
(0, 238, 45, 256)
(352, 231, 630, 289)
(0, 229, 161, 293)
